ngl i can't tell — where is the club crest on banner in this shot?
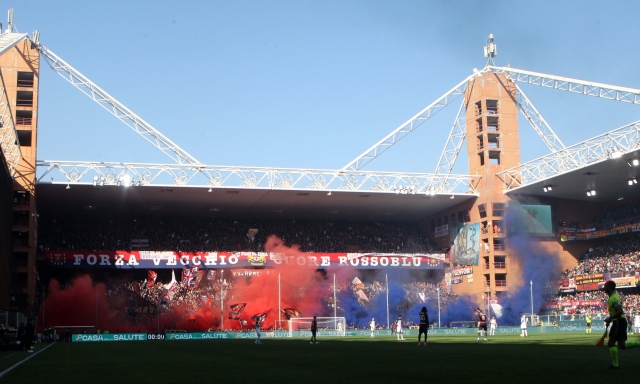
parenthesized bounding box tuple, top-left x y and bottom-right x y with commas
(247, 254, 267, 266)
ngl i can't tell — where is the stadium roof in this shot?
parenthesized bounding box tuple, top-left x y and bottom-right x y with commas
(505, 148, 640, 202)
(36, 183, 476, 222)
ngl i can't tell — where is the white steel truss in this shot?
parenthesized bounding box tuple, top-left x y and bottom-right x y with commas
(341, 72, 482, 172)
(34, 42, 202, 165)
(37, 160, 480, 194)
(513, 84, 566, 153)
(489, 66, 640, 104)
(496, 120, 640, 191)
(434, 101, 467, 175)
(0, 70, 22, 176)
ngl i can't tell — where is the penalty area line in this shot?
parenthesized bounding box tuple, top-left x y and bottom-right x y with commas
(0, 342, 56, 378)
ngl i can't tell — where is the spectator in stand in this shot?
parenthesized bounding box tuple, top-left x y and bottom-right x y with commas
(38, 216, 445, 254)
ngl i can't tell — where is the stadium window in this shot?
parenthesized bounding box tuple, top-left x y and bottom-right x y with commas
(486, 99, 498, 114)
(437, 217, 442, 226)
(478, 153, 485, 166)
(431, 220, 435, 232)
(17, 130, 32, 147)
(451, 213, 455, 223)
(16, 91, 33, 107)
(16, 110, 32, 126)
(478, 204, 487, 219)
(457, 211, 463, 223)
(17, 72, 34, 87)
(492, 203, 505, 217)
(475, 101, 482, 116)
(464, 210, 470, 222)
(443, 215, 448, 225)
(487, 116, 499, 132)
(488, 151, 500, 165)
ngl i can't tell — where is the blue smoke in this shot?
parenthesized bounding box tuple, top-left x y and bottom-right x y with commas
(498, 206, 561, 325)
(336, 269, 480, 328)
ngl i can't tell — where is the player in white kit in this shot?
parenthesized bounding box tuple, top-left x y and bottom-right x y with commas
(634, 314, 640, 334)
(489, 316, 497, 336)
(396, 315, 404, 340)
(520, 312, 528, 337)
(369, 318, 376, 338)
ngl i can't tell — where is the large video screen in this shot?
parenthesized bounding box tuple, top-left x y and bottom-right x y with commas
(506, 204, 553, 236)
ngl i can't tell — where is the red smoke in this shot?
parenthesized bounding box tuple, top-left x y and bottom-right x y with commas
(38, 235, 348, 333)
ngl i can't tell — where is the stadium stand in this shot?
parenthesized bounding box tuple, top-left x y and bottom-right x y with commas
(38, 215, 444, 253)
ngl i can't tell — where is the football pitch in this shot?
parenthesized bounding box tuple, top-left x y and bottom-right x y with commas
(1, 333, 639, 383)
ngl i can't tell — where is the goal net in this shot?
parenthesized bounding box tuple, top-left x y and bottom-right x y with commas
(288, 317, 346, 337)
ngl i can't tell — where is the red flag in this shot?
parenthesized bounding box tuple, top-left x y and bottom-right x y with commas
(281, 308, 302, 320)
(147, 270, 158, 288)
(229, 303, 247, 320)
(182, 266, 199, 289)
(251, 309, 271, 327)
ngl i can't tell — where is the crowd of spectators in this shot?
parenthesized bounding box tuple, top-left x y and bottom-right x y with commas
(85, 273, 456, 330)
(562, 234, 640, 278)
(550, 291, 640, 316)
(38, 215, 443, 254)
(552, 233, 640, 316)
(590, 200, 640, 228)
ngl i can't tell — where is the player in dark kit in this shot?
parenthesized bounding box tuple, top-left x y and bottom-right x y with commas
(476, 309, 488, 341)
(418, 307, 429, 346)
(310, 315, 318, 344)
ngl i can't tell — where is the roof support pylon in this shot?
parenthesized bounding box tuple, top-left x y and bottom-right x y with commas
(35, 42, 202, 165)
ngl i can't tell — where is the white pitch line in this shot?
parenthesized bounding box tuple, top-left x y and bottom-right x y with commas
(0, 343, 55, 378)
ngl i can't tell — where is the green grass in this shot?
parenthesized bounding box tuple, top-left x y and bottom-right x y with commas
(2, 333, 640, 383)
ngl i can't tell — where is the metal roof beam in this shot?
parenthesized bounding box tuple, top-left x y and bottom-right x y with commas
(34, 42, 202, 165)
(0, 71, 22, 177)
(496, 120, 640, 191)
(341, 71, 483, 172)
(490, 66, 640, 104)
(37, 160, 480, 195)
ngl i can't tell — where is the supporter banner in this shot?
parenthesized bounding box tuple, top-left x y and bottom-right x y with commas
(435, 224, 448, 238)
(46, 251, 444, 270)
(575, 274, 605, 291)
(73, 333, 147, 342)
(452, 223, 480, 266)
(557, 278, 576, 293)
(131, 239, 149, 248)
(546, 300, 602, 309)
(597, 276, 637, 289)
(232, 269, 271, 278)
(559, 222, 640, 241)
(452, 266, 473, 276)
(451, 276, 463, 284)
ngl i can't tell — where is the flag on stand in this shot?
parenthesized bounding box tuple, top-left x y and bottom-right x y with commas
(160, 289, 175, 305)
(352, 277, 365, 289)
(355, 289, 369, 302)
(131, 239, 150, 248)
(247, 228, 259, 242)
(207, 270, 216, 281)
(229, 303, 247, 320)
(251, 309, 271, 326)
(182, 266, 200, 289)
(281, 308, 302, 320)
(418, 293, 426, 303)
(147, 270, 158, 288)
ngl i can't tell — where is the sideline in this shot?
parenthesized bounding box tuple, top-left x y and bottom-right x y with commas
(0, 342, 56, 378)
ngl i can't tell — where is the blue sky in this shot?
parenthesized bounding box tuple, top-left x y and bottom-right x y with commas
(8, 0, 640, 174)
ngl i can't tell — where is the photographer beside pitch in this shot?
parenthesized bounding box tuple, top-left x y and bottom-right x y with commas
(602, 280, 639, 369)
